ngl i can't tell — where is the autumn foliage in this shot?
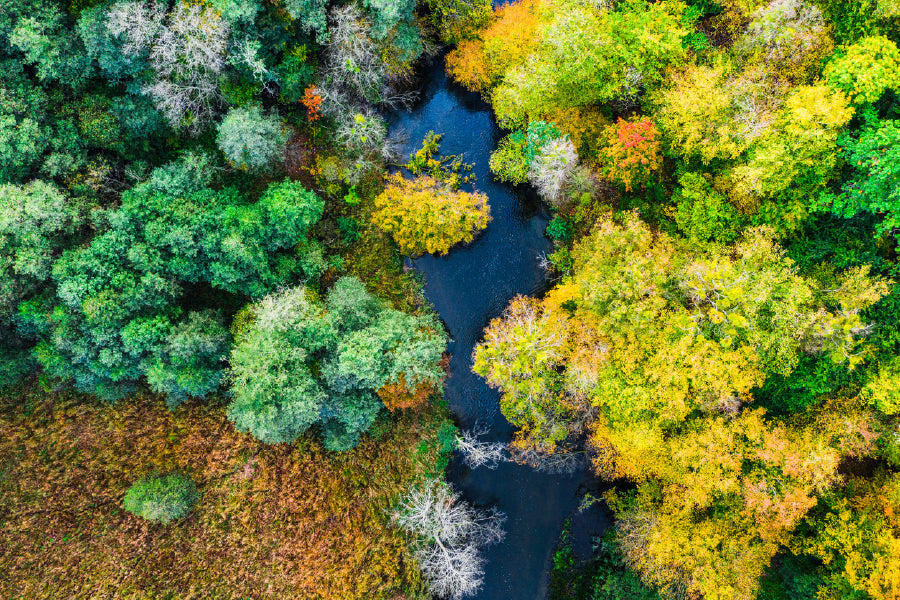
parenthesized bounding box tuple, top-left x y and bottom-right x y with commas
(598, 118, 663, 191)
(372, 174, 491, 256)
(0, 386, 453, 600)
(445, 0, 541, 94)
(301, 84, 324, 122)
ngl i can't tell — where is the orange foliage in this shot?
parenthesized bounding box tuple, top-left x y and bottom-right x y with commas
(599, 118, 663, 191)
(378, 375, 434, 411)
(0, 385, 451, 600)
(301, 85, 323, 122)
(445, 0, 541, 94)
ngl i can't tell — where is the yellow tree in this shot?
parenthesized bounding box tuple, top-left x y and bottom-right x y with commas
(372, 174, 490, 256)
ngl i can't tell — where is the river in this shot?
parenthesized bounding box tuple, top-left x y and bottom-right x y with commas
(388, 51, 610, 599)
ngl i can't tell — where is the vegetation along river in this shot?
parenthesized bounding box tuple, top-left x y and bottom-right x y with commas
(388, 52, 610, 599)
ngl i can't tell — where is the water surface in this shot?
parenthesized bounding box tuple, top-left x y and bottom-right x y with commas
(388, 57, 610, 599)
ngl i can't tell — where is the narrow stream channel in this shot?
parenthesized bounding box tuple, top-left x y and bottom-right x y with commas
(388, 55, 610, 599)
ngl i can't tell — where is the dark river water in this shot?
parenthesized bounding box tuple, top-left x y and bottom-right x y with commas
(388, 55, 610, 599)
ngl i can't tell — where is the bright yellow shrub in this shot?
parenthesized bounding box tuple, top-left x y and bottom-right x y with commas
(372, 174, 491, 256)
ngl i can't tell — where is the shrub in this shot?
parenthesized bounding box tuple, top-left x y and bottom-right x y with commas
(372, 174, 491, 255)
(546, 217, 571, 242)
(216, 105, 289, 172)
(123, 472, 198, 524)
(489, 132, 528, 184)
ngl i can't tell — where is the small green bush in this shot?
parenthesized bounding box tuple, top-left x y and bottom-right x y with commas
(546, 217, 571, 241)
(123, 473, 198, 524)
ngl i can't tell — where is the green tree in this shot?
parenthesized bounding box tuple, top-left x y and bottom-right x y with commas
(818, 117, 900, 239)
(123, 472, 198, 524)
(37, 171, 323, 401)
(144, 310, 231, 408)
(228, 277, 447, 449)
(216, 105, 289, 173)
(674, 172, 744, 245)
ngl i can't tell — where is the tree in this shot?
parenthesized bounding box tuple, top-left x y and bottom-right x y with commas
(144, 311, 231, 408)
(824, 35, 900, 105)
(488, 132, 528, 184)
(674, 172, 744, 245)
(423, 0, 493, 44)
(528, 138, 580, 208)
(392, 480, 506, 599)
(598, 118, 663, 192)
(737, 0, 833, 82)
(491, 0, 686, 127)
(372, 174, 491, 256)
(0, 181, 80, 314)
(654, 62, 745, 165)
(445, 0, 541, 94)
(123, 472, 198, 524)
(455, 425, 507, 470)
(216, 105, 288, 173)
(283, 0, 329, 37)
(473, 212, 892, 597)
(228, 277, 447, 449)
(817, 117, 900, 239)
(36, 172, 324, 401)
(0, 180, 81, 382)
(106, 1, 228, 132)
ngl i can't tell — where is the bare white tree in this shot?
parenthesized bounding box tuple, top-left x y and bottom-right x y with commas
(455, 425, 507, 470)
(145, 2, 229, 132)
(318, 4, 418, 116)
(393, 480, 506, 599)
(108, 1, 229, 133)
(107, 0, 164, 56)
(528, 138, 580, 208)
(509, 443, 586, 475)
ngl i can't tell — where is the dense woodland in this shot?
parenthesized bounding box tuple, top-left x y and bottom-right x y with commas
(0, 0, 899, 599)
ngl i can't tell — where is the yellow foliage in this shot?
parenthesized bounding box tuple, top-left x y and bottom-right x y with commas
(445, 0, 542, 94)
(372, 174, 491, 256)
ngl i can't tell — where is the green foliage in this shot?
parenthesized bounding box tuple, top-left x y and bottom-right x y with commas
(405, 131, 474, 187)
(217, 105, 289, 173)
(674, 172, 744, 245)
(825, 36, 900, 105)
(37, 173, 323, 401)
(546, 218, 571, 242)
(492, 0, 687, 127)
(284, 0, 329, 37)
(525, 121, 563, 167)
(275, 48, 316, 103)
(489, 131, 529, 184)
(144, 311, 231, 408)
(228, 278, 447, 448)
(588, 532, 662, 600)
(123, 472, 198, 524)
(0, 181, 81, 314)
(818, 117, 900, 239)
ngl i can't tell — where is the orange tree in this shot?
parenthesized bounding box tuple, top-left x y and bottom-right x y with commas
(372, 173, 491, 256)
(598, 117, 663, 191)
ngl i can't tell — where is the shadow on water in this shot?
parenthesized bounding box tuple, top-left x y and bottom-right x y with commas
(387, 55, 611, 600)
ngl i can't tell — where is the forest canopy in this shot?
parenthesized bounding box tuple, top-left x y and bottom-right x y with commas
(2, 0, 900, 599)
